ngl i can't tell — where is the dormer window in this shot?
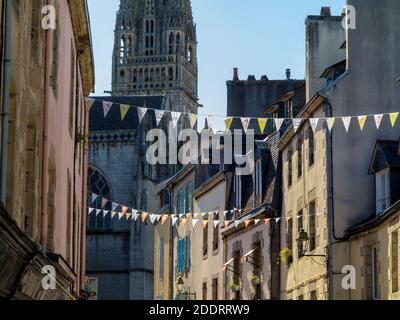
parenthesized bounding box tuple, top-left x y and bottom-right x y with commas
(376, 168, 390, 214)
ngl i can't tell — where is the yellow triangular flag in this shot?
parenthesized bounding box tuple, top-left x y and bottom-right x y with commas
(161, 215, 169, 225)
(120, 104, 130, 121)
(244, 220, 252, 229)
(390, 112, 399, 127)
(126, 213, 131, 221)
(224, 117, 234, 130)
(326, 118, 335, 132)
(258, 118, 269, 134)
(111, 211, 116, 218)
(85, 98, 95, 111)
(191, 114, 198, 128)
(203, 220, 209, 229)
(358, 115, 367, 130)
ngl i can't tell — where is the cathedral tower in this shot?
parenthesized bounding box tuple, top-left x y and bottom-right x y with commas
(112, 0, 198, 114)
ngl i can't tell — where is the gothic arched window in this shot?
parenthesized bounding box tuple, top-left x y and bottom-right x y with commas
(88, 166, 113, 230)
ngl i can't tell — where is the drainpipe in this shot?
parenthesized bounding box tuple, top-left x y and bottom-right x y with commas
(41, 0, 51, 246)
(325, 100, 335, 301)
(0, 0, 12, 206)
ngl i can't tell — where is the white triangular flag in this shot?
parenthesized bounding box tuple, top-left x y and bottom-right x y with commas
(155, 110, 165, 127)
(192, 219, 199, 228)
(171, 111, 181, 128)
(118, 212, 124, 220)
(342, 117, 352, 133)
(213, 221, 219, 228)
(292, 119, 302, 133)
(235, 221, 240, 228)
(88, 208, 94, 215)
(137, 107, 148, 123)
(275, 218, 281, 223)
(309, 118, 319, 133)
(132, 210, 139, 221)
(241, 118, 251, 133)
(103, 101, 113, 118)
(91, 193, 98, 204)
(112, 202, 118, 212)
(254, 219, 261, 225)
(374, 114, 383, 130)
(150, 214, 158, 224)
(172, 217, 178, 226)
(96, 209, 102, 216)
(103, 211, 109, 218)
(275, 118, 284, 131)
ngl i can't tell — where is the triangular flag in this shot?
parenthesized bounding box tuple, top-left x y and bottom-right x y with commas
(326, 118, 335, 132)
(155, 110, 165, 127)
(88, 208, 94, 215)
(224, 221, 231, 228)
(91, 193, 98, 204)
(264, 219, 270, 225)
(241, 118, 251, 133)
(214, 221, 220, 228)
(111, 211, 116, 219)
(224, 117, 234, 130)
(275, 218, 281, 223)
(103, 101, 113, 118)
(203, 220, 209, 228)
(389, 112, 399, 127)
(161, 215, 169, 225)
(258, 118, 268, 134)
(137, 107, 148, 123)
(150, 214, 158, 224)
(85, 98, 95, 111)
(172, 217, 179, 226)
(141, 212, 148, 223)
(118, 212, 124, 220)
(190, 114, 198, 128)
(181, 218, 188, 226)
(120, 104, 130, 121)
(121, 206, 128, 217)
(96, 209, 101, 216)
(309, 118, 319, 133)
(171, 111, 181, 128)
(358, 115, 367, 130)
(275, 119, 284, 132)
(374, 114, 383, 129)
(133, 211, 139, 221)
(103, 211, 109, 218)
(234, 221, 240, 228)
(292, 119, 302, 133)
(112, 202, 118, 212)
(126, 213, 131, 221)
(244, 220, 252, 228)
(206, 116, 214, 130)
(342, 117, 352, 132)
(101, 198, 108, 209)
(254, 219, 261, 225)
(192, 219, 199, 228)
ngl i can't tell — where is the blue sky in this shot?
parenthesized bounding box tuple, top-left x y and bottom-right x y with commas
(87, 0, 345, 117)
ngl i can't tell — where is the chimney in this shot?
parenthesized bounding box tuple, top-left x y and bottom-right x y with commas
(233, 68, 239, 81)
(320, 7, 331, 16)
(286, 69, 291, 80)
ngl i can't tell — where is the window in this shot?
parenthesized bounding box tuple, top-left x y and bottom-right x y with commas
(376, 169, 390, 214)
(308, 127, 315, 167)
(391, 231, 398, 293)
(309, 201, 316, 251)
(298, 294, 304, 300)
(202, 282, 207, 300)
(213, 217, 219, 251)
(177, 235, 191, 273)
(234, 175, 241, 208)
(297, 138, 303, 178)
(212, 278, 218, 300)
(297, 210, 304, 258)
(180, 187, 186, 214)
(285, 100, 293, 119)
(288, 150, 293, 188)
(233, 251, 241, 300)
(255, 159, 262, 206)
(310, 290, 317, 300)
(159, 239, 165, 280)
(203, 221, 208, 257)
(287, 218, 293, 253)
(371, 246, 379, 299)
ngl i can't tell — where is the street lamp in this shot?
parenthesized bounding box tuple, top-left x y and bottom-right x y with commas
(297, 229, 326, 261)
(176, 277, 185, 295)
(175, 277, 196, 300)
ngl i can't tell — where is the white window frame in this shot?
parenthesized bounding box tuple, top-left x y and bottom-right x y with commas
(375, 168, 390, 215)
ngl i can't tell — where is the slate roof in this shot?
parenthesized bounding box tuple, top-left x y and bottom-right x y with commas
(89, 95, 165, 132)
(369, 140, 400, 174)
(226, 130, 282, 218)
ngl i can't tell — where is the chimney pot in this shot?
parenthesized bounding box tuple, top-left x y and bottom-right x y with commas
(286, 69, 291, 80)
(233, 68, 239, 81)
(321, 7, 331, 16)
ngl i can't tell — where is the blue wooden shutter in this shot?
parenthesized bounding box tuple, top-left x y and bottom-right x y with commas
(188, 182, 193, 212)
(185, 235, 191, 271)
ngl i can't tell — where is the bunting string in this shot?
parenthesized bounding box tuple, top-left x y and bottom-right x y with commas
(86, 97, 400, 133)
(88, 193, 325, 229)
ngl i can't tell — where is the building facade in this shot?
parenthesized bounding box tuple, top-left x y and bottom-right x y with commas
(0, 0, 94, 299)
(86, 0, 198, 300)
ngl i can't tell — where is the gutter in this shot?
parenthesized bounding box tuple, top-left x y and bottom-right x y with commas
(0, 0, 12, 205)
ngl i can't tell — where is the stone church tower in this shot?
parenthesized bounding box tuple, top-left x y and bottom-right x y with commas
(86, 0, 198, 300)
(112, 0, 198, 114)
